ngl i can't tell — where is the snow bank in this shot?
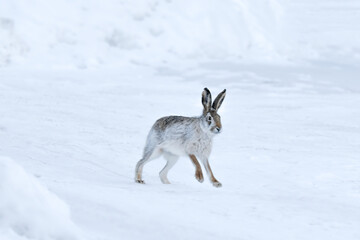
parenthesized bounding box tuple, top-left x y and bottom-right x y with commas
(1, 0, 359, 68)
(0, 157, 80, 240)
(0, 0, 283, 69)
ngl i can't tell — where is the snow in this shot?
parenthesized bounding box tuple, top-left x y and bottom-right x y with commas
(2, 0, 284, 68)
(0, 157, 80, 240)
(1, 0, 360, 240)
(1, 64, 359, 240)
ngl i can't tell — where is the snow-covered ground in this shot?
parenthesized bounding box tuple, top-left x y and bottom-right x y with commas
(1, 62, 360, 240)
(0, 157, 81, 240)
(1, 1, 360, 240)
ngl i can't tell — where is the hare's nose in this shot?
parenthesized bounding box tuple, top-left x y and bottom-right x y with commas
(216, 127, 221, 132)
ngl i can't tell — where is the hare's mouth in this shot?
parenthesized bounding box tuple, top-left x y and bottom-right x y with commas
(211, 127, 222, 134)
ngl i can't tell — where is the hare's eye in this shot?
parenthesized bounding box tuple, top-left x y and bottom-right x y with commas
(207, 116, 212, 121)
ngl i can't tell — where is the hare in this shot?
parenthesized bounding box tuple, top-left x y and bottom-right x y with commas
(135, 88, 226, 187)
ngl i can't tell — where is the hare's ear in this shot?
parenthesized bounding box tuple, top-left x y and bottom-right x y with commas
(212, 89, 226, 111)
(202, 88, 212, 113)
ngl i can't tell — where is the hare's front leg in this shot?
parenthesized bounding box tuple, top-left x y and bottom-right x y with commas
(201, 157, 222, 188)
(189, 154, 204, 183)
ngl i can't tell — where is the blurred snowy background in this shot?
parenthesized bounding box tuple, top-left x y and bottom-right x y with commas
(1, 0, 360, 68)
(1, 1, 360, 240)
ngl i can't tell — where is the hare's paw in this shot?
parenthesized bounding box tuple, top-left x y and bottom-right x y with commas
(160, 178, 171, 184)
(212, 181, 222, 188)
(135, 179, 145, 184)
(195, 171, 204, 183)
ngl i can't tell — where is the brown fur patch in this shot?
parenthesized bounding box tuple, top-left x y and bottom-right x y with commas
(154, 116, 188, 131)
(210, 110, 222, 130)
(189, 154, 204, 182)
(205, 161, 219, 183)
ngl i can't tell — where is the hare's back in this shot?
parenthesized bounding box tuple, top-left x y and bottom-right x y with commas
(153, 116, 195, 132)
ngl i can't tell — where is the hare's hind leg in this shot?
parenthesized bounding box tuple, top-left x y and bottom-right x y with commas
(189, 154, 204, 183)
(135, 146, 162, 184)
(159, 152, 178, 184)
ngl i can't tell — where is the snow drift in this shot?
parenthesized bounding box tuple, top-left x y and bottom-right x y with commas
(0, 0, 284, 68)
(0, 157, 80, 240)
(2, 0, 360, 69)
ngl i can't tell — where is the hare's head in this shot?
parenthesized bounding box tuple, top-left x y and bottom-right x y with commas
(201, 88, 226, 134)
